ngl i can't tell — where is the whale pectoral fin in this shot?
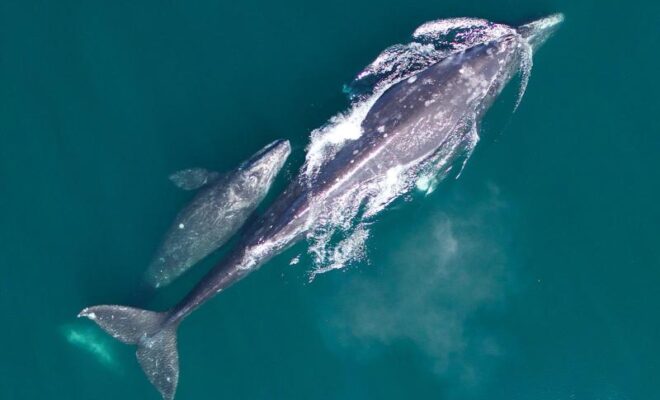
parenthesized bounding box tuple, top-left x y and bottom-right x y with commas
(169, 168, 221, 190)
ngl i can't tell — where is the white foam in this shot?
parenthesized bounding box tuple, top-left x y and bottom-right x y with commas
(514, 40, 533, 111)
(413, 17, 491, 40)
(304, 94, 380, 180)
(309, 224, 370, 280)
(412, 18, 514, 51)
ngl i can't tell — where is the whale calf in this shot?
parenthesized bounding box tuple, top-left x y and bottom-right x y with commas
(80, 14, 563, 400)
(146, 139, 291, 288)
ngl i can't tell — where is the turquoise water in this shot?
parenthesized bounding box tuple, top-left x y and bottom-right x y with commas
(1, 1, 659, 399)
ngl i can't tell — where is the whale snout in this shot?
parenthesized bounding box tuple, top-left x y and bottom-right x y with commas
(253, 139, 291, 173)
(517, 13, 564, 53)
(240, 139, 291, 190)
(244, 139, 290, 168)
(265, 139, 292, 164)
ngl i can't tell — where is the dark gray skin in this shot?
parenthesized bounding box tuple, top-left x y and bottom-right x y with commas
(79, 15, 563, 400)
(145, 139, 291, 288)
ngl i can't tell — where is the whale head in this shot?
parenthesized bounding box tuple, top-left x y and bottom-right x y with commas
(356, 13, 563, 169)
(461, 13, 564, 115)
(238, 139, 291, 194)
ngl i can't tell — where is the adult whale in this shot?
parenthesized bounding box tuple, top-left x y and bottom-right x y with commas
(79, 14, 563, 400)
(145, 139, 291, 288)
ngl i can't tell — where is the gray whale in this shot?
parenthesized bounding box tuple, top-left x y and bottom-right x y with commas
(145, 139, 291, 288)
(79, 14, 563, 400)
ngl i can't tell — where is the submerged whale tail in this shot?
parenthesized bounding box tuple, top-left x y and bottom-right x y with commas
(78, 305, 179, 400)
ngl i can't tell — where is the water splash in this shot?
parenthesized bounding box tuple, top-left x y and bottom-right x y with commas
(514, 40, 533, 111)
(344, 43, 443, 103)
(304, 94, 381, 181)
(308, 223, 371, 281)
(412, 18, 514, 48)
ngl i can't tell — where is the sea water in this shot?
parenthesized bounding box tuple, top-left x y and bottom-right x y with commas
(1, 1, 659, 399)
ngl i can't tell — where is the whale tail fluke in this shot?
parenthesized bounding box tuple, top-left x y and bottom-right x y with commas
(78, 305, 179, 400)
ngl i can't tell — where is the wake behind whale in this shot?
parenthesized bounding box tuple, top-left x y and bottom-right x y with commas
(79, 14, 563, 400)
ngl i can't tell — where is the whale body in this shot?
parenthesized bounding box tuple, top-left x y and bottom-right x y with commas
(145, 139, 291, 288)
(79, 14, 563, 400)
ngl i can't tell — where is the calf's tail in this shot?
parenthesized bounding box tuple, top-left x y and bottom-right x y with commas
(78, 305, 179, 400)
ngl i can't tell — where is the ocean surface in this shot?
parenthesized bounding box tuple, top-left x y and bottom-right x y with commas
(1, 1, 659, 399)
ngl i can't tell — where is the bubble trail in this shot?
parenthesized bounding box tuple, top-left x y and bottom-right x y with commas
(61, 323, 121, 372)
